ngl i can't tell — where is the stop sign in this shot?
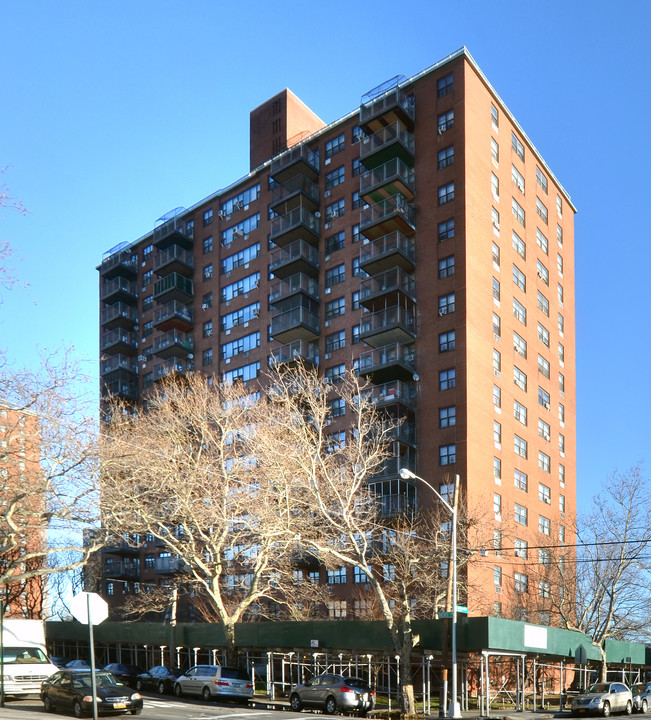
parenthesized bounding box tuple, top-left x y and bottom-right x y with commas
(70, 592, 109, 625)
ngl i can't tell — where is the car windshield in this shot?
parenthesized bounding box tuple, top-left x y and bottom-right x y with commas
(342, 678, 369, 690)
(588, 683, 611, 694)
(2, 646, 50, 664)
(633, 685, 645, 693)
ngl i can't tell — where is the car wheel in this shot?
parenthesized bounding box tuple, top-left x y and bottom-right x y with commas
(290, 693, 303, 712)
(602, 701, 611, 717)
(627, 701, 633, 716)
(73, 699, 85, 718)
(43, 695, 55, 713)
(202, 686, 213, 701)
(642, 699, 648, 714)
(174, 683, 183, 698)
(157, 681, 166, 694)
(324, 695, 338, 715)
(130, 710, 142, 716)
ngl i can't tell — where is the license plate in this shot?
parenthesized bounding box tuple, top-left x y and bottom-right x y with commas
(113, 702, 126, 709)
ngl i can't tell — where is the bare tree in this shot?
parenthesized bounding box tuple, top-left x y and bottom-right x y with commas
(543, 464, 651, 679)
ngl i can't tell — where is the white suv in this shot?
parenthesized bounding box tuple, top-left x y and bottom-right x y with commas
(174, 665, 253, 703)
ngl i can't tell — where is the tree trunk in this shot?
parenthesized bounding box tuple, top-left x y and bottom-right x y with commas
(599, 646, 608, 683)
(400, 645, 417, 716)
(224, 622, 238, 666)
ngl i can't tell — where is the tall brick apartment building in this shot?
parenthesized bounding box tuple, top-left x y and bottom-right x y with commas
(98, 47, 576, 623)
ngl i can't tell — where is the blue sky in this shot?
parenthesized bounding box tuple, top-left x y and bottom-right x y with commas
(1, 1, 650, 510)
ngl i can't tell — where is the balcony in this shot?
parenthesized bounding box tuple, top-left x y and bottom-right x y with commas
(153, 215, 193, 250)
(358, 343, 416, 383)
(269, 273, 319, 306)
(101, 354, 137, 376)
(104, 560, 140, 579)
(386, 420, 416, 446)
(154, 272, 194, 303)
(372, 492, 416, 519)
(155, 556, 189, 574)
(269, 207, 320, 247)
(101, 329, 138, 355)
(359, 267, 415, 311)
(269, 238, 319, 280)
(365, 379, 416, 410)
(360, 158, 415, 205)
(101, 302, 138, 330)
(104, 538, 140, 556)
(270, 175, 320, 214)
(360, 80, 415, 134)
(360, 307, 416, 348)
(359, 195, 415, 241)
(153, 330, 193, 359)
(154, 244, 194, 276)
(99, 249, 138, 279)
(359, 121, 415, 170)
(270, 306, 319, 343)
(270, 144, 319, 184)
(101, 372, 138, 401)
(154, 356, 193, 380)
(153, 300, 193, 332)
(370, 448, 416, 481)
(359, 231, 415, 275)
(269, 339, 319, 367)
(101, 277, 138, 304)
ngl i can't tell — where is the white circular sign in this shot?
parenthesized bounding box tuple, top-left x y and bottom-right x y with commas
(70, 592, 109, 625)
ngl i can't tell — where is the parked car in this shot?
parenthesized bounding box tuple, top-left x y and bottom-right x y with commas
(40, 669, 143, 717)
(631, 683, 651, 713)
(135, 665, 182, 694)
(173, 664, 254, 702)
(571, 682, 633, 716)
(64, 659, 91, 670)
(103, 663, 143, 688)
(50, 656, 69, 668)
(289, 673, 375, 715)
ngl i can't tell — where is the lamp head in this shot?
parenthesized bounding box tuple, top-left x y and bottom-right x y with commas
(399, 468, 416, 480)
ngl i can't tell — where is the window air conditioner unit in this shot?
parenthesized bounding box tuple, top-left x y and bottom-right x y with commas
(438, 309, 445, 317)
(495, 586, 502, 594)
(544, 401, 550, 409)
(218, 211, 227, 220)
(202, 303, 209, 310)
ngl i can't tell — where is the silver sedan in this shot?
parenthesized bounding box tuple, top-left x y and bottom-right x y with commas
(571, 682, 633, 717)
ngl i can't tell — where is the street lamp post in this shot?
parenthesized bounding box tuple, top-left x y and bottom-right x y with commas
(399, 468, 461, 719)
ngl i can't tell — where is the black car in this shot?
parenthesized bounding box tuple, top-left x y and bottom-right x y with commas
(41, 669, 143, 717)
(135, 665, 182, 694)
(103, 663, 143, 688)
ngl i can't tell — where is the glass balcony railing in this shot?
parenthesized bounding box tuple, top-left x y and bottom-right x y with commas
(359, 267, 415, 306)
(101, 329, 138, 353)
(269, 273, 319, 304)
(153, 215, 192, 249)
(359, 121, 415, 168)
(153, 330, 193, 357)
(154, 300, 193, 329)
(269, 207, 320, 245)
(101, 277, 138, 302)
(269, 238, 319, 279)
(360, 195, 415, 239)
(270, 306, 319, 340)
(154, 357, 194, 380)
(360, 157, 415, 202)
(359, 231, 415, 273)
(364, 379, 416, 408)
(101, 302, 137, 328)
(99, 250, 138, 278)
(154, 244, 194, 273)
(154, 272, 194, 301)
(101, 354, 137, 376)
(360, 85, 415, 128)
(269, 339, 319, 366)
(270, 174, 320, 211)
(358, 343, 416, 377)
(270, 144, 319, 182)
(360, 307, 416, 336)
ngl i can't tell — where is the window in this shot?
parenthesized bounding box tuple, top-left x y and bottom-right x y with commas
(439, 368, 456, 390)
(493, 277, 500, 302)
(538, 418, 551, 441)
(438, 146, 454, 169)
(491, 104, 499, 130)
(491, 138, 499, 164)
(559, 433, 565, 455)
(514, 366, 527, 391)
(537, 260, 549, 285)
(221, 272, 260, 302)
(492, 206, 500, 232)
(514, 332, 527, 358)
(325, 330, 345, 353)
(514, 434, 528, 459)
(203, 348, 213, 366)
(383, 563, 396, 581)
(539, 451, 551, 473)
(513, 298, 526, 325)
(559, 464, 565, 486)
(325, 364, 345, 383)
(514, 400, 527, 425)
(107, 582, 114, 596)
(325, 165, 345, 190)
(537, 291, 549, 316)
(142, 269, 154, 287)
(536, 166, 548, 194)
(203, 209, 213, 226)
(512, 198, 525, 226)
(513, 264, 526, 292)
(491, 172, 499, 199)
(512, 165, 525, 193)
(203, 263, 213, 280)
(325, 133, 344, 158)
(439, 292, 455, 315)
(493, 493, 502, 517)
(514, 469, 528, 492)
(325, 264, 345, 287)
(557, 194, 563, 217)
(514, 503, 528, 526)
(203, 320, 213, 338)
(539, 483, 551, 504)
(222, 361, 260, 385)
(325, 198, 345, 221)
(557, 223, 563, 247)
(559, 525, 566, 544)
(325, 296, 345, 320)
(222, 302, 259, 331)
(202, 292, 213, 308)
(514, 538, 528, 559)
(327, 567, 347, 584)
(354, 566, 369, 584)
(539, 581, 551, 599)
(439, 330, 455, 352)
(538, 323, 550, 347)
(539, 548, 551, 567)
(438, 218, 455, 241)
(492, 241, 500, 266)
(559, 494, 566, 516)
(142, 294, 153, 311)
(308, 570, 320, 584)
(494, 457, 502, 479)
(438, 110, 454, 132)
(559, 372, 565, 395)
(494, 529, 502, 555)
(352, 125, 364, 144)
(559, 342, 565, 364)
(326, 231, 345, 254)
(538, 354, 550, 379)
(221, 331, 260, 360)
(438, 182, 455, 205)
(439, 444, 456, 465)
(352, 191, 364, 209)
(494, 421, 502, 446)
(439, 406, 456, 428)
(352, 224, 360, 243)
(439, 255, 455, 278)
(352, 324, 360, 344)
(536, 228, 549, 255)
(492, 312, 501, 337)
(493, 385, 501, 409)
(142, 244, 153, 261)
(222, 243, 260, 274)
(557, 253, 564, 277)
(511, 132, 524, 161)
(186, 219, 194, 238)
(539, 515, 551, 535)
(352, 157, 363, 177)
(512, 231, 525, 258)
(494, 566, 502, 587)
(437, 72, 454, 96)
(537, 198, 548, 224)
(493, 349, 501, 374)
(514, 573, 528, 593)
(203, 236, 213, 253)
(558, 282, 564, 306)
(328, 397, 346, 418)
(538, 387, 550, 409)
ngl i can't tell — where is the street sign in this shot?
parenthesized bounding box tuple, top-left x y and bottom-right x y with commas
(456, 605, 469, 614)
(70, 592, 109, 626)
(438, 606, 468, 619)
